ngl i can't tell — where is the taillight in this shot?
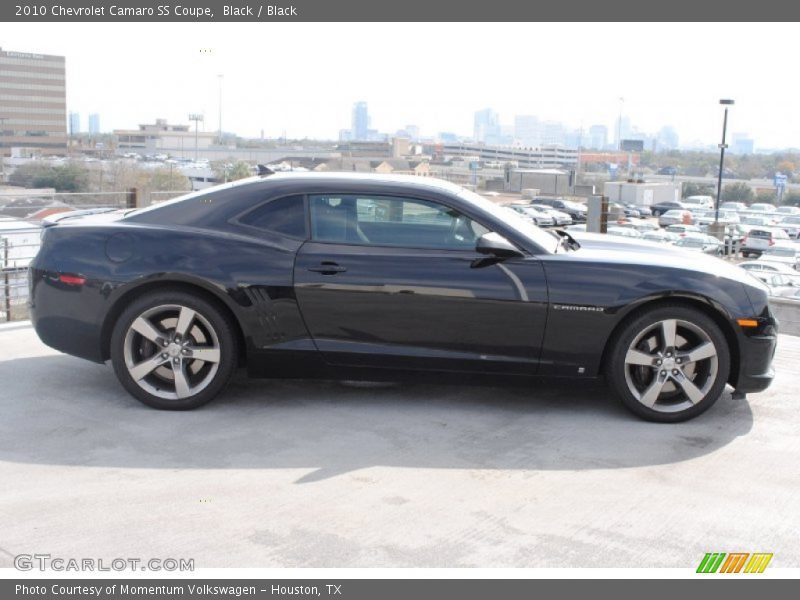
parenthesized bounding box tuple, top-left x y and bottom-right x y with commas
(769, 238, 775, 246)
(58, 274, 86, 286)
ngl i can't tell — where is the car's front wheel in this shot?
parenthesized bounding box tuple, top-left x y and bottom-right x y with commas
(605, 305, 730, 422)
(110, 290, 238, 410)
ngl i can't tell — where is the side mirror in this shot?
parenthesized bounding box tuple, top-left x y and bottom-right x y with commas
(476, 232, 523, 258)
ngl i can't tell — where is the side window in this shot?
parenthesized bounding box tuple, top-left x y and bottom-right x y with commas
(309, 194, 489, 250)
(237, 195, 306, 238)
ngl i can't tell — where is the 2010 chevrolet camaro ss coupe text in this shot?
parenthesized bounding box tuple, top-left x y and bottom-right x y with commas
(29, 173, 777, 422)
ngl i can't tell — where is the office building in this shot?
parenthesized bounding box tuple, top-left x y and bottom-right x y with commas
(474, 108, 501, 144)
(114, 118, 216, 154)
(656, 126, 679, 151)
(588, 125, 608, 150)
(617, 115, 633, 147)
(88, 113, 100, 135)
(514, 115, 541, 146)
(397, 124, 420, 141)
(69, 111, 80, 136)
(351, 101, 369, 141)
(732, 133, 754, 155)
(0, 47, 67, 155)
(441, 142, 579, 170)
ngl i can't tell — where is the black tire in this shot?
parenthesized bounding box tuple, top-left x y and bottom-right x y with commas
(110, 289, 238, 410)
(605, 304, 730, 423)
(652, 210, 661, 217)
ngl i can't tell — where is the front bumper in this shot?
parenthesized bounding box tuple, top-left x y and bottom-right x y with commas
(732, 311, 778, 394)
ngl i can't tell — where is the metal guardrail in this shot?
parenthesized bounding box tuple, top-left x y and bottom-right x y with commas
(0, 189, 137, 217)
(148, 190, 189, 204)
(1, 229, 40, 322)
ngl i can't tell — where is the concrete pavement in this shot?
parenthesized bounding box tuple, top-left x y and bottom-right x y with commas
(0, 321, 798, 568)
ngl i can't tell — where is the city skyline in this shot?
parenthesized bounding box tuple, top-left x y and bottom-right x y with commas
(1, 22, 798, 150)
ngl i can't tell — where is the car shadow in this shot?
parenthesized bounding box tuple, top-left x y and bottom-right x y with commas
(0, 354, 753, 482)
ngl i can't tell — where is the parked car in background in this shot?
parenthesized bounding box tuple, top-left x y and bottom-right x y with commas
(532, 198, 587, 222)
(643, 230, 681, 244)
(715, 209, 740, 223)
(683, 196, 715, 211)
(695, 210, 741, 229)
(606, 226, 643, 238)
(742, 227, 791, 257)
(757, 244, 800, 269)
(659, 209, 693, 227)
(673, 233, 723, 255)
(745, 272, 799, 298)
(506, 204, 556, 227)
(780, 288, 800, 301)
(531, 204, 572, 226)
(622, 203, 642, 218)
(778, 215, 800, 239)
(749, 203, 777, 214)
(618, 218, 659, 233)
(741, 215, 776, 228)
(739, 260, 800, 280)
(657, 166, 677, 176)
(720, 201, 747, 212)
(650, 200, 686, 217)
(775, 205, 800, 217)
(665, 224, 702, 236)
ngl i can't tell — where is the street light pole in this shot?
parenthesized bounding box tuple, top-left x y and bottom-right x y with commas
(188, 113, 203, 161)
(0, 116, 6, 183)
(715, 99, 734, 225)
(217, 74, 224, 145)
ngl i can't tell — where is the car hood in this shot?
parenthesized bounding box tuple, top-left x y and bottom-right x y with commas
(566, 231, 760, 288)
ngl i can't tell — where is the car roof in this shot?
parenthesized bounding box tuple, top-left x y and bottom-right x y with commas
(125, 173, 479, 221)
(144, 173, 471, 207)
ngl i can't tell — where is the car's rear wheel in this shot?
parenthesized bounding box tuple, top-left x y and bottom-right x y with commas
(605, 305, 730, 422)
(110, 290, 238, 410)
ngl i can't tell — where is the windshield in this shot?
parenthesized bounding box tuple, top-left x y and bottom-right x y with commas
(458, 188, 559, 253)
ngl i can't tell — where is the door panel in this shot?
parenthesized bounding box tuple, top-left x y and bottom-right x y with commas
(294, 242, 548, 374)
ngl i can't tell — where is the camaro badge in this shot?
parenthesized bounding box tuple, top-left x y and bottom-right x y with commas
(552, 304, 605, 313)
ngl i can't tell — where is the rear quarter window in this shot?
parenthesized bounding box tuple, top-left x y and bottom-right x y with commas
(235, 195, 307, 238)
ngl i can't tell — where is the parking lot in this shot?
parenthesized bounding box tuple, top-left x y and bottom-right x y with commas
(0, 320, 798, 568)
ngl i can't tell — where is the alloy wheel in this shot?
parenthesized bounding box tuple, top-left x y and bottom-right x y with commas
(122, 304, 221, 401)
(623, 318, 719, 413)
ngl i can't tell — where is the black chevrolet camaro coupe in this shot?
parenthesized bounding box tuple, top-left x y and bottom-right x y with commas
(29, 174, 777, 422)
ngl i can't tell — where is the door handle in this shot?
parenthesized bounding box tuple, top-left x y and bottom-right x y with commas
(307, 262, 347, 275)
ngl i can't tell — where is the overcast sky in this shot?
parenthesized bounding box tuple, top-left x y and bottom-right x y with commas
(2, 22, 797, 149)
